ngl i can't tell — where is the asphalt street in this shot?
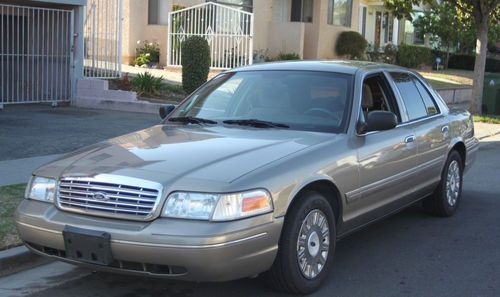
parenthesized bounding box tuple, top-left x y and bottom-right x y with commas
(0, 133, 495, 297)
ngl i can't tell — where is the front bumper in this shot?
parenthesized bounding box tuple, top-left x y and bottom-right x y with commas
(15, 200, 283, 282)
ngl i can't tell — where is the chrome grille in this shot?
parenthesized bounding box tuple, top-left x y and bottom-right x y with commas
(57, 176, 162, 220)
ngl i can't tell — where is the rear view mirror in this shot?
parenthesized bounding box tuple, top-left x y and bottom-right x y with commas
(159, 104, 176, 120)
(357, 111, 398, 134)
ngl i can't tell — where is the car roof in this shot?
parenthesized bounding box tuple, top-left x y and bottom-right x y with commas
(228, 60, 407, 75)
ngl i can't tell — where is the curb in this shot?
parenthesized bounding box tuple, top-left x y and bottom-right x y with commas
(477, 130, 500, 140)
(0, 245, 52, 277)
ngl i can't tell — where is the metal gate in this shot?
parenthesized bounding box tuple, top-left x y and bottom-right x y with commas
(0, 4, 73, 107)
(84, 0, 122, 78)
(168, 2, 253, 69)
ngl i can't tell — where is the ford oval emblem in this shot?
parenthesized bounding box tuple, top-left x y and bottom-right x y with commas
(92, 192, 109, 201)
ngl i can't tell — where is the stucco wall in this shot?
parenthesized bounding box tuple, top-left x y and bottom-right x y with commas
(311, 0, 361, 59)
(252, 0, 272, 52)
(266, 22, 305, 58)
(122, 0, 169, 66)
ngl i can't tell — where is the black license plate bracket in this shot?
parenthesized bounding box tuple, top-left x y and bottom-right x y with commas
(63, 225, 113, 266)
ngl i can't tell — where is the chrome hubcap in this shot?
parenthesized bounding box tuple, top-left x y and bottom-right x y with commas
(446, 160, 461, 206)
(297, 210, 330, 279)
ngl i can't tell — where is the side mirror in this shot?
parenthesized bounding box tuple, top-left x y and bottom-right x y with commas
(357, 111, 398, 134)
(159, 104, 176, 120)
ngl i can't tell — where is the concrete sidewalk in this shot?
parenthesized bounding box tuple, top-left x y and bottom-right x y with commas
(474, 122, 500, 140)
(0, 154, 62, 186)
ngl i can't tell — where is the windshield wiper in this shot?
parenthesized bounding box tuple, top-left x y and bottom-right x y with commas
(223, 119, 289, 128)
(168, 116, 218, 125)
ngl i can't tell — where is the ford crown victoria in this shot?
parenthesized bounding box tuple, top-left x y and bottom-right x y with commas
(15, 61, 478, 294)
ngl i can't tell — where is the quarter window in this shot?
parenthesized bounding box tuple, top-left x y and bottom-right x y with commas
(414, 79, 439, 115)
(390, 73, 428, 121)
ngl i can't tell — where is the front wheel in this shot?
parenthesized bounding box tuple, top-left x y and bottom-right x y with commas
(264, 191, 336, 294)
(423, 150, 463, 217)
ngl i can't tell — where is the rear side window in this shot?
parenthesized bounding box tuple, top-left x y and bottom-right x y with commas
(390, 72, 435, 121)
(414, 79, 439, 115)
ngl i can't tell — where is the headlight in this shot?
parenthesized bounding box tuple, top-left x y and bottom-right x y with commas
(162, 189, 273, 221)
(26, 176, 57, 203)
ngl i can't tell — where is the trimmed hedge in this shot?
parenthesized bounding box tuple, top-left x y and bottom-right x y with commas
(182, 36, 211, 94)
(396, 44, 433, 68)
(448, 54, 500, 73)
(336, 31, 368, 59)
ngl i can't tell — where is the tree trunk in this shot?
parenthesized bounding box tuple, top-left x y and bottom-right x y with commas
(445, 43, 451, 69)
(470, 17, 489, 114)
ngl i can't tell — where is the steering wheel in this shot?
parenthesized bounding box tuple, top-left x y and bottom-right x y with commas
(304, 108, 336, 118)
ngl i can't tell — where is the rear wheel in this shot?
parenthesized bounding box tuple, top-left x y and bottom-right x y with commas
(265, 191, 336, 294)
(423, 150, 463, 217)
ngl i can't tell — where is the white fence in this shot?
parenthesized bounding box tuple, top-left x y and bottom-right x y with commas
(83, 0, 122, 78)
(0, 4, 73, 106)
(168, 2, 254, 69)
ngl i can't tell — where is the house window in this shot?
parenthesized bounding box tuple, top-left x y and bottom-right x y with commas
(211, 0, 253, 12)
(291, 0, 314, 23)
(328, 0, 352, 27)
(148, 0, 169, 25)
(408, 11, 424, 44)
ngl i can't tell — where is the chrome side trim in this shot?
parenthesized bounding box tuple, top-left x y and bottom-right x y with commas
(345, 156, 443, 204)
(111, 233, 268, 249)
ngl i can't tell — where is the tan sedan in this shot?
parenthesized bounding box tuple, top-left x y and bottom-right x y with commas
(16, 61, 478, 294)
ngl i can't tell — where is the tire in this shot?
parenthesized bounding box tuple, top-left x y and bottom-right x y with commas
(423, 150, 463, 217)
(264, 191, 336, 295)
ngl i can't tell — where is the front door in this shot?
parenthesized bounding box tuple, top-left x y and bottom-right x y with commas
(343, 73, 418, 230)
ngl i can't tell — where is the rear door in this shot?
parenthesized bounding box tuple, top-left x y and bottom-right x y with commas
(390, 72, 449, 194)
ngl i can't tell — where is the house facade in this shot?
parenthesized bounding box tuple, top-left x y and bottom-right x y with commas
(120, 0, 426, 67)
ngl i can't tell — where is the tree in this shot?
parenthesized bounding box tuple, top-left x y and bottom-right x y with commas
(412, 2, 473, 67)
(448, 1, 499, 114)
(384, 0, 500, 114)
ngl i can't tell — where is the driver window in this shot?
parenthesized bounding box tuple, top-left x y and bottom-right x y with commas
(361, 74, 400, 122)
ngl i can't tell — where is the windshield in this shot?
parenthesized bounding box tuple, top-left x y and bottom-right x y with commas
(169, 70, 354, 133)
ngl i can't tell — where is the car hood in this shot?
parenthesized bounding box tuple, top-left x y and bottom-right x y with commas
(34, 124, 333, 185)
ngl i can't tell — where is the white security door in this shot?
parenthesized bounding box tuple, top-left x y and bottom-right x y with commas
(168, 2, 254, 69)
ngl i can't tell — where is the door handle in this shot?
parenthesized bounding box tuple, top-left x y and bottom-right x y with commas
(441, 125, 449, 134)
(404, 135, 416, 143)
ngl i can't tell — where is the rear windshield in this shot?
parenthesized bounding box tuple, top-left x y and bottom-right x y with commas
(170, 70, 354, 133)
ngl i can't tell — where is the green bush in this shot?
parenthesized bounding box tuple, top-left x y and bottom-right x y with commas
(276, 52, 300, 61)
(135, 40, 160, 66)
(448, 54, 500, 73)
(396, 44, 433, 68)
(131, 72, 165, 97)
(335, 31, 368, 59)
(182, 36, 211, 94)
(383, 44, 398, 64)
(135, 53, 151, 66)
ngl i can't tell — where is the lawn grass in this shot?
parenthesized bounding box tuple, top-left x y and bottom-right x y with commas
(425, 78, 465, 89)
(418, 69, 473, 90)
(474, 114, 500, 124)
(0, 184, 26, 251)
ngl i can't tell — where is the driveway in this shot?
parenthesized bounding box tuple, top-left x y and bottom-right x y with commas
(0, 105, 158, 185)
(0, 105, 158, 161)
